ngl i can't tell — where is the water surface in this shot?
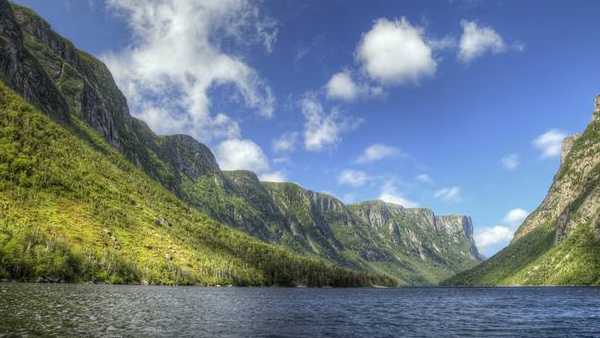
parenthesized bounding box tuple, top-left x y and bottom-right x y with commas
(1, 284, 600, 337)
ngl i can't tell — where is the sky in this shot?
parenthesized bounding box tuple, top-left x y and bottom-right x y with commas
(13, 0, 600, 256)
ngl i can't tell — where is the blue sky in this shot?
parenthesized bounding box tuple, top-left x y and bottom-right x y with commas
(14, 0, 600, 256)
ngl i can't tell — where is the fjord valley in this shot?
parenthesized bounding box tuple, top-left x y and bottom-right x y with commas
(444, 96, 600, 286)
(0, 1, 484, 286)
(5, 0, 600, 337)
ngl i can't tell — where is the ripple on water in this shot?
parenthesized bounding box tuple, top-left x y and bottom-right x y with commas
(1, 284, 600, 337)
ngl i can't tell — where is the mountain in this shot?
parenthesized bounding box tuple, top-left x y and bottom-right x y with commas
(0, 0, 393, 287)
(444, 96, 600, 286)
(184, 169, 483, 284)
(0, 1, 481, 285)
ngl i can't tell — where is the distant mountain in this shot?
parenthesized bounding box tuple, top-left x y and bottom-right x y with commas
(0, 0, 481, 285)
(187, 172, 483, 284)
(444, 96, 600, 286)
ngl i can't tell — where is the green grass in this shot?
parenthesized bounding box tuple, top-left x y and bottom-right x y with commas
(444, 221, 600, 286)
(0, 80, 395, 287)
(442, 223, 555, 286)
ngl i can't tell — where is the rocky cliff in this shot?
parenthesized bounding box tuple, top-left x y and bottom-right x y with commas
(0, 1, 482, 285)
(444, 95, 600, 286)
(188, 174, 483, 284)
(0, 2, 221, 193)
(0, 1, 395, 287)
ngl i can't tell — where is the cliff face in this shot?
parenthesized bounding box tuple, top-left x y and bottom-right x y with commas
(199, 177, 483, 284)
(0, 3, 221, 193)
(444, 95, 600, 286)
(0, 1, 482, 285)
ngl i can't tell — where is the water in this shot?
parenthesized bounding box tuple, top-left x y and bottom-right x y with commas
(1, 284, 600, 337)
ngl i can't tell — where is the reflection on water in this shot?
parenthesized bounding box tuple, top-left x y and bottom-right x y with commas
(1, 284, 600, 337)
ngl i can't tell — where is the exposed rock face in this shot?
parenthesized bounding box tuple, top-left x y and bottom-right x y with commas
(0, 2, 70, 122)
(561, 133, 581, 165)
(444, 95, 600, 286)
(1, 2, 221, 192)
(0, 1, 482, 285)
(513, 98, 600, 244)
(158, 135, 220, 179)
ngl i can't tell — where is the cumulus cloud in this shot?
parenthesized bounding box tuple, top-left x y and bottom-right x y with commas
(355, 144, 401, 164)
(103, 0, 276, 142)
(416, 174, 434, 184)
(272, 132, 299, 152)
(301, 93, 363, 151)
(458, 20, 506, 62)
(503, 208, 529, 228)
(378, 179, 418, 208)
(326, 72, 359, 101)
(474, 226, 512, 250)
(533, 129, 567, 158)
(474, 208, 529, 252)
(259, 171, 287, 182)
(338, 169, 369, 187)
(325, 71, 382, 101)
(434, 186, 461, 203)
(356, 17, 436, 85)
(501, 154, 519, 170)
(216, 139, 269, 172)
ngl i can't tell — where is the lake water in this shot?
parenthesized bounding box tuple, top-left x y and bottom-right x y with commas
(1, 284, 600, 337)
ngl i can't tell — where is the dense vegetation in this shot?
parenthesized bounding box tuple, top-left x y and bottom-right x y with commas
(442, 224, 555, 285)
(0, 0, 481, 286)
(0, 81, 396, 287)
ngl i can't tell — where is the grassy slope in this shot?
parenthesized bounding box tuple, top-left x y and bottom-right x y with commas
(0, 81, 395, 287)
(443, 114, 600, 286)
(443, 222, 600, 286)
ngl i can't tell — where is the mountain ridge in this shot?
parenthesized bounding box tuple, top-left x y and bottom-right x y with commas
(0, 0, 482, 285)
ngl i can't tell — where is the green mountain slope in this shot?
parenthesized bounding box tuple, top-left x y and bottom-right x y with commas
(444, 96, 600, 286)
(186, 173, 483, 284)
(0, 0, 481, 285)
(0, 80, 394, 286)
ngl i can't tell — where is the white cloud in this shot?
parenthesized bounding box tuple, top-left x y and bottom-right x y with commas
(474, 225, 512, 250)
(434, 186, 461, 203)
(378, 179, 418, 208)
(301, 93, 362, 151)
(533, 129, 567, 158)
(259, 171, 287, 182)
(356, 17, 436, 85)
(503, 208, 529, 228)
(355, 144, 401, 164)
(325, 71, 383, 101)
(216, 139, 269, 172)
(474, 208, 529, 252)
(500, 154, 519, 170)
(338, 169, 369, 187)
(103, 0, 276, 142)
(272, 132, 299, 152)
(458, 20, 506, 62)
(416, 174, 434, 184)
(326, 72, 358, 101)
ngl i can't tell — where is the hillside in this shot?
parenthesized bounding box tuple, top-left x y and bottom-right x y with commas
(185, 173, 482, 284)
(443, 95, 600, 286)
(0, 0, 481, 285)
(0, 78, 397, 286)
